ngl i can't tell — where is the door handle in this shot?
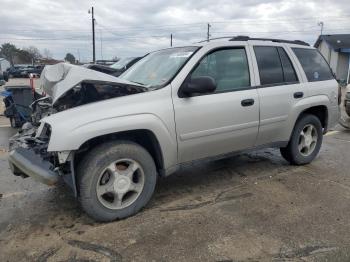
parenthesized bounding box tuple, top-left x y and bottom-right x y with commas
(241, 99, 254, 107)
(294, 92, 304, 99)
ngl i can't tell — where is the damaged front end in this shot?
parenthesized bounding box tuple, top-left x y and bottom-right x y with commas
(8, 62, 147, 192)
(8, 122, 59, 185)
(30, 62, 147, 125)
(9, 122, 77, 195)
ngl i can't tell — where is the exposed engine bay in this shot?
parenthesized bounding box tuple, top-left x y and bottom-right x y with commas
(31, 80, 147, 125)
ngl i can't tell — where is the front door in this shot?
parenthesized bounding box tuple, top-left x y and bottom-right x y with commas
(172, 47, 260, 163)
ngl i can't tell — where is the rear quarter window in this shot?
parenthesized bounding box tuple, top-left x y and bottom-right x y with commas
(292, 48, 334, 82)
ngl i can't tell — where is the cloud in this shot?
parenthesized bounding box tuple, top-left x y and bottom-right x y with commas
(0, 0, 349, 62)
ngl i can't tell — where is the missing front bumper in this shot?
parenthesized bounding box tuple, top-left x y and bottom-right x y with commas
(8, 147, 58, 185)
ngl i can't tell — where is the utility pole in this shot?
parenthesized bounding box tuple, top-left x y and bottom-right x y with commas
(170, 34, 173, 47)
(100, 29, 103, 60)
(347, 58, 350, 84)
(89, 7, 96, 63)
(207, 23, 211, 42)
(318, 21, 324, 35)
(77, 49, 81, 63)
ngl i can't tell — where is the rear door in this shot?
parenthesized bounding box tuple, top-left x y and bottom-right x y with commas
(248, 43, 305, 146)
(172, 45, 260, 163)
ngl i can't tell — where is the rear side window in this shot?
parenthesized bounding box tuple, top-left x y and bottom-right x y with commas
(292, 48, 334, 82)
(254, 46, 283, 85)
(254, 46, 298, 86)
(277, 47, 298, 83)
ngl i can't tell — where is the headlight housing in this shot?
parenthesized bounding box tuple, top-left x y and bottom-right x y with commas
(36, 122, 51, 140)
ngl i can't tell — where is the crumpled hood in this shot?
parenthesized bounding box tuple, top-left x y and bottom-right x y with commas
(40, 62, 141, 104)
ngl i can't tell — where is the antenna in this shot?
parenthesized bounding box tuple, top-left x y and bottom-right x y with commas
(207, 23, 211, 42)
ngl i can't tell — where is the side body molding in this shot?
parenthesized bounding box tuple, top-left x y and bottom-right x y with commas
(46, 113, 177, 170)
(43, 87, 178, 170)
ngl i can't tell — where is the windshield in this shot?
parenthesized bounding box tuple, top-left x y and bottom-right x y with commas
(110, 57, 136, 70)
(120, 46, 198, 88)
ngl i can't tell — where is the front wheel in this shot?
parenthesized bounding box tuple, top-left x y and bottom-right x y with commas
(280, 114, 323, 165)
(346, 103, 350, 117)
(77, 141, 157, 222)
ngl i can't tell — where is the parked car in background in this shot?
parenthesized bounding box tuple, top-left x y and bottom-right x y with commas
(8, 37, 340, 222)
(19, 65, 44, 78)
(109, 57, 142, 76)
(7, 65, 26, 78)
(7, 65, 44, 78)
(19, 66, 35, 77)
(95, 60, 118, 66)
(85, 57, 142, 77)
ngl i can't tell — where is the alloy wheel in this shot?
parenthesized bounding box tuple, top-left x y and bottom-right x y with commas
(298, 124, 318, 156)
(96, 159, 145, 210)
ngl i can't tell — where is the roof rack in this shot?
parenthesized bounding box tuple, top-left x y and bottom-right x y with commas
(197, 37, 233, 43)
(229, 36, 309, 46)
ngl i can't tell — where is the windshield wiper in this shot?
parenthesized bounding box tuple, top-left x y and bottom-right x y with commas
(129, 80, 146, 86)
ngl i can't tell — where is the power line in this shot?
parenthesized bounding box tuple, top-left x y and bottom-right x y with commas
(3, 26, 350, 42)
(95, 14, 350, 31)
(5, 14, 348, 34)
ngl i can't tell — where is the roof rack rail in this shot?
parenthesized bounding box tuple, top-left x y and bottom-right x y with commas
(229, 36, 309, 46)
(197, 37, 233, 43)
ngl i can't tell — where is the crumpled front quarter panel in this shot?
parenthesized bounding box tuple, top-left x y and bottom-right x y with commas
(43, 86, 178, 169)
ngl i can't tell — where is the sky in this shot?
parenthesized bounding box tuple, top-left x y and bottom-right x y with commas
(0, 0, 350, 62)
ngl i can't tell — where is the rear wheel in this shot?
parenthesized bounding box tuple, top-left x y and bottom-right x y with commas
(280, 114, 323, 165)
(77, 141, 157, 222)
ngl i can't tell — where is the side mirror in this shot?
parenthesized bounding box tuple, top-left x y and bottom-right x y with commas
(181, 76, 216, 97)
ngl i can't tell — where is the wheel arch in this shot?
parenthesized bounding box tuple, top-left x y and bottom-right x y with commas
(298, 105, 328, 130)
(74, 129, 165, 176)
(286, 104, 329, 143)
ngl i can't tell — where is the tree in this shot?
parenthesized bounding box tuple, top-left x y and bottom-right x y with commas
(43, 48, 52, 59)
(0, 43, 19, 65)
(15, 49, 32, 64)
(23, 46, 42, 63)
(65, 53, 76, 64)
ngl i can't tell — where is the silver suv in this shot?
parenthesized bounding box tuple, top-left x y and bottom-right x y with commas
(8, 36, 340, 221)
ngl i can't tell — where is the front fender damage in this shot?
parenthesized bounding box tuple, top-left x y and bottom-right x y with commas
(8, 123, 78, 196)
(8, 63, 148, 195)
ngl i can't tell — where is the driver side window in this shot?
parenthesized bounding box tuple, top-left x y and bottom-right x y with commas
(191, 48, 251, 93)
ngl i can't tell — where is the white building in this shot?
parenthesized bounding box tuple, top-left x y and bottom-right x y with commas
(0, 57, 10, 73)
(314, 34, 350, 84)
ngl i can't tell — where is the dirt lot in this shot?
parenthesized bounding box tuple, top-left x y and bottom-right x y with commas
(0, 79, 350, 261)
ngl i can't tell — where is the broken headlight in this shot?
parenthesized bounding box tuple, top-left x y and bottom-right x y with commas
(36, 122, 52, 141)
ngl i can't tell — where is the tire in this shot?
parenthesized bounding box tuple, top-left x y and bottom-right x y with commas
(77, 140, 157, 222)
(280, 114, 323, 165)
(346, 103, 350, 117)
